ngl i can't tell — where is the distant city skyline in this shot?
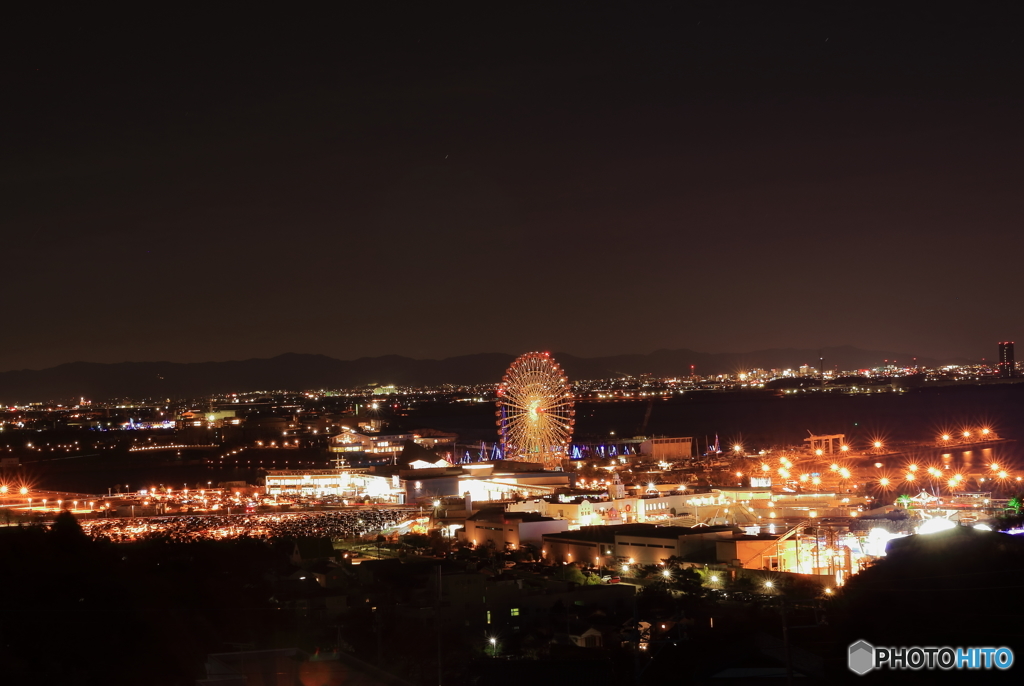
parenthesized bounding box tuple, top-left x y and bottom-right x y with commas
(0, 339, 1008, 375)
(2, 344, 1019, 406)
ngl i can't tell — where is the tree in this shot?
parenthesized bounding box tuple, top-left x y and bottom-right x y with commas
(50, 510, 89, 552)
(552, 563, 586, 585)
(835, 527, 1024, 654)
(400, 532, 430, 551)
(727, 574, 756, 594)
(633, 564, 660, 580)
(670, 567, 704, 596)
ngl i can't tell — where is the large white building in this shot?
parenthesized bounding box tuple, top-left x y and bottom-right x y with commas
(404, 462, 573, 504)
(264, 468, 406, 503)
(506, 488, 749, 527)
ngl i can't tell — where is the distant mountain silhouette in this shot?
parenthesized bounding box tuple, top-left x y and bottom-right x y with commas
(0, 347, 973, 403)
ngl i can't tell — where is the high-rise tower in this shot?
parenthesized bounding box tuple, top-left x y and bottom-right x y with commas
(998, 341, 1015, 378)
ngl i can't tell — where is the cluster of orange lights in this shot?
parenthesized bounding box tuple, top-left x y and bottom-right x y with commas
(747, 439, 1016, 496)
(755, 455, 827, 487)
(873, 460, 1019, 492)
(939, 427, 993, 442)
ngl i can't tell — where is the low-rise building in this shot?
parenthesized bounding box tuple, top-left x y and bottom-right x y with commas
(541, 523, 734, 566)
(640, 436, 693, 460)
(461, 508, 568, 549)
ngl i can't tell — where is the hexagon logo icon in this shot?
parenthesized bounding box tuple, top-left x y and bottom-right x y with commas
(848, 640, 875, 675)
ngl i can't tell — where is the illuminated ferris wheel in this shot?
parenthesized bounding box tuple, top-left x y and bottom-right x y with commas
(496, 352, 575, 469)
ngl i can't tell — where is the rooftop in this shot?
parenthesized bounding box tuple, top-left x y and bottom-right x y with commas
(543, 523, 732, 544)
(468, 508, 558, 524)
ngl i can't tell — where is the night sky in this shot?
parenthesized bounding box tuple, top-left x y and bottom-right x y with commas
(5, 3, 1024, 372)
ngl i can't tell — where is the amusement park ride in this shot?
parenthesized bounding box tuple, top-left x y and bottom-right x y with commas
(495, 352, 575, 470)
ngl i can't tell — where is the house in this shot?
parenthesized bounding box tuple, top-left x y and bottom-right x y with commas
(289, 537, 336, 566)
(553, 621, 605, 648)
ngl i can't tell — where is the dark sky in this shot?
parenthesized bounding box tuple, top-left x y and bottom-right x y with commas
(4, 3, 1024, 371)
